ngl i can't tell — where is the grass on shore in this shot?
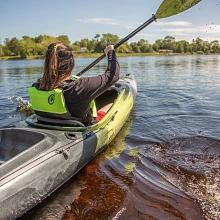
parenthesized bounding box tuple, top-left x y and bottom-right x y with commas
(0, 53, 172, 61)
(0, 52, 215, 61)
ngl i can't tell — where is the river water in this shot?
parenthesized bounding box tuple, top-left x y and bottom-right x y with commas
(0, 55, 220, 220)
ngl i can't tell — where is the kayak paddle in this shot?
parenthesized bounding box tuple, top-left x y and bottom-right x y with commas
(77, 0, 201, 76)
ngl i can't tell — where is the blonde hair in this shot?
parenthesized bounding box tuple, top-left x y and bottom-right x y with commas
(39, 42, 74, 91)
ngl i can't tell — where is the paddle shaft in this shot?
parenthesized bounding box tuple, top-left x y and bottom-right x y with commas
(77, 14, 157, 76)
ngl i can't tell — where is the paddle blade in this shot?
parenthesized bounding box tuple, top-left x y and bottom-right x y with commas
(155, 0, 201, 19)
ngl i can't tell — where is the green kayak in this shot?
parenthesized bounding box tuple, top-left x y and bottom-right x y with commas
(0, 73, 137, 219)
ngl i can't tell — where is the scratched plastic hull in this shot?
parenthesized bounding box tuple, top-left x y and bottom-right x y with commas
(0, 74, 137, 219)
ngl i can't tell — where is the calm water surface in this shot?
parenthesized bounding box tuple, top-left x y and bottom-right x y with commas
(0, 55, 220, 220)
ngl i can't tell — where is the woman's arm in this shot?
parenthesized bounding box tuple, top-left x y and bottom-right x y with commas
(76, 48, 120, 100)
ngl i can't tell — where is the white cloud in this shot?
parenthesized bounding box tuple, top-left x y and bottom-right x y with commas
(155, 20, 220, 39)
(161, 25, 220, 37)
(77, 18, 118, 25)
(202, 37, 220, 42)
(156, 21, 192, 26)
(124, 25, 134, 29)
(137, 33, 158, 37)
(160, 27, 195, 35)
(198, 25, 220, 35)
(76, 17, 220, 41)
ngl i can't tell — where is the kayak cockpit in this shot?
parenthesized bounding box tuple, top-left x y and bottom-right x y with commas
(25, 88, 120, 131)
(95, 88, 118, 111)
(0, 128, 54, 177)
(0, 129, 45, 163)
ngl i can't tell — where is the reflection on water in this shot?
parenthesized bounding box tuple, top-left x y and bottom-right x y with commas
(1, 55, 220, 219)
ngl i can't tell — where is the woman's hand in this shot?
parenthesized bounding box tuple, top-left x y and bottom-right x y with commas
(104, 45, 114, 57)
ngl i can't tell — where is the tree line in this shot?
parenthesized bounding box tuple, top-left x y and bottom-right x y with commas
(0, 34, 220, 58)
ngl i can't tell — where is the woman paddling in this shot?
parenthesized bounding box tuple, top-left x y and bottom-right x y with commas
(29, 42, 120, 125)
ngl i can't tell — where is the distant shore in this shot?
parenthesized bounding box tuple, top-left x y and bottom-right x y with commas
(0, 52, 217, 61)
(0, 53, 163, 61)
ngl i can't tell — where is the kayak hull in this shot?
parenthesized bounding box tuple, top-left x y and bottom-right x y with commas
(0, 73, 137, 219)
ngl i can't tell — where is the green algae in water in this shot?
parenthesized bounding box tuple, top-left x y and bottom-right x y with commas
(125, 162, 135, 173)
(129, 149, 138, 157)
(104, 143, 127, 160)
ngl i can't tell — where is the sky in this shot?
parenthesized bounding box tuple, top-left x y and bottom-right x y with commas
(0, 0, 220, 45)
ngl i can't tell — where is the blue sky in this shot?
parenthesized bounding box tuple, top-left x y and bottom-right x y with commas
(0, 0, 220, 45)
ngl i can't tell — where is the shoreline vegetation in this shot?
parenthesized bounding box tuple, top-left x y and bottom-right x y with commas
(0, 34, 220, 61)
(0, 52, 217, 61)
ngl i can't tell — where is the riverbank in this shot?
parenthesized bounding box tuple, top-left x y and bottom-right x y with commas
(0, 53, 161, 61)
(0, 52, 218, 61)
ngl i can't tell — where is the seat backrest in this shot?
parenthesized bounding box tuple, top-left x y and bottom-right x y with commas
(36, 116, 85, 127)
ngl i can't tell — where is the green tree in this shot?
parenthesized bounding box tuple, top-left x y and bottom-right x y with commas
(137, 39, 147, 46)
(148, 44, 154, 53)
(0, 44, 3, 56)
(175, 42, 184, 53)
(93, 33, 120, 53)
(155, 39, 163, 50)
(152, 43, 159, 52)
(94, 41, 103, 53)
(203, 40, 211, 54)
(191, 39, 197, 53)
(87, 39, 97, 52)
(57, 35, 70, 45)
(3, 38, 19, 56)
(94, 34, 100, 41)
(35, 44, 46, 56)
(72, 41, 80, 47)
(17, 38, 36, 58)
(40, 35, 59, 48)
(134, 45, 140, 53)
(195, 37, 204, 52)
(22, 36, 32, 40)
(70, 44, 80, 52)
(100, 33, 120, 47)
(162, 36, 175, 50)
(137, 39, 150, 53)
(210, 40, 219, 54)
(164, 35, 175, 42)
(3, 39, 9, 55)
(180, 40, 190, 53)
(81, 38, 89, 47)
(2, 33, 220, 58)
(129, 42, 136, 52)
(117, 43, 130, 53)
(132, 44, 141, 53)
(7, 37, 19, 55)
(34, 35, 44, 43)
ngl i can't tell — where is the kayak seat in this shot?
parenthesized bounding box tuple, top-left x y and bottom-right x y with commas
(36, 116, 85, 127)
